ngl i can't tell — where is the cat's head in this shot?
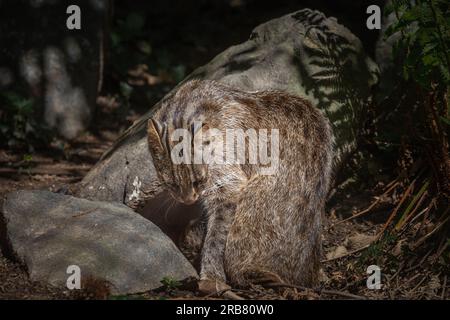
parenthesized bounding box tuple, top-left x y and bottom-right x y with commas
(147, 118, 208, 205)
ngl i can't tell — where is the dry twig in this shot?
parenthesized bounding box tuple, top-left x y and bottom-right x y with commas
(329, 180, 399, 229)
(265, 283, 367, 300)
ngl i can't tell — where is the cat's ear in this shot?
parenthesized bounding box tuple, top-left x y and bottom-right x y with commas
(147, 118, 166, 154)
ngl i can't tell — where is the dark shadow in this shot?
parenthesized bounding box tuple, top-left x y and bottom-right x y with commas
(0, 205, 19, 263)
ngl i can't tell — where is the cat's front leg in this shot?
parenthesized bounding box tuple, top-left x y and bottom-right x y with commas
(199, 200, 235, 285)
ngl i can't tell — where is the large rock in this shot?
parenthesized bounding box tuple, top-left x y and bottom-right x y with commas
(74, 9, 379, 210)
(0, 190, 198, 295)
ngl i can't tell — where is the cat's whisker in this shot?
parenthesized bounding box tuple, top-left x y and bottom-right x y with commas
(154, 194, 174, 213)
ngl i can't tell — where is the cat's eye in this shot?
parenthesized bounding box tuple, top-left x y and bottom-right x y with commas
(179, 149, 184, 157)
(193, 181, 199, 189)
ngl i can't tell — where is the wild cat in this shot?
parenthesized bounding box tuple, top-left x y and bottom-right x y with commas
(147, 79, 333, 290)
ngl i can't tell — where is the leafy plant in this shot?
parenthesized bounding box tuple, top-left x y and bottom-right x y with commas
(375, 0, 449, 255)
(160, 276, 181, 291)
(385, 0, 450, 88)
(358, 233, 398, 267)
(384, 0, 449, 192)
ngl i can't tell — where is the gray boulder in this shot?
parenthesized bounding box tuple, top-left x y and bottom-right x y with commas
(74, 9, 379, 210)
(0, 190, 198, 295)
(0, 0, 110, 139)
